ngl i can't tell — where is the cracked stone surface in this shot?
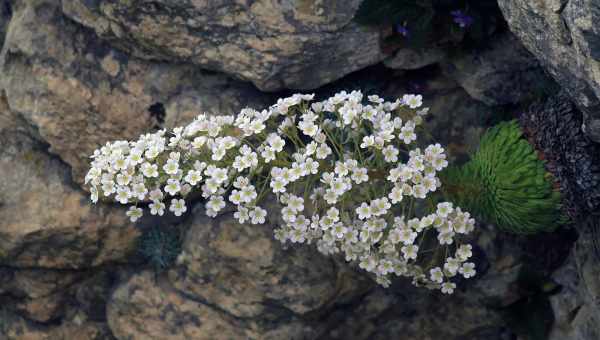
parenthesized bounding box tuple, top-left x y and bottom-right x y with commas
(498, 0, 600, 142)
(0, 0, 272, 184)
(60, 0, 384, 91)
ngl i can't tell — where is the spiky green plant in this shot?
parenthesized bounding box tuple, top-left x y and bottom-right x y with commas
(138, 226, 182, 271)
(441, 120, 565, 234)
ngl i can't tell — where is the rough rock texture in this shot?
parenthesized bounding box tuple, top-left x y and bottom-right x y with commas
(384, 47, 446, 71)
(60, 0, 383, 91)
(442, 33, 549, 106)
(169, 203, 365, 319)
(520, 91, 600, 219)
(498, 0, 600, 142)
(0, 0, 271, 184)
(549, 218, 600, 340)
(0, 127, 143, 268)
(108, 271, 313, 340)
(0, 312, 114, 340)
(107, 204, 368, 339)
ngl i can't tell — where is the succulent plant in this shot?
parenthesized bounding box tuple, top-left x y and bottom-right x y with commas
(441, 120, 565, 234)
(138, 226, 183, 272)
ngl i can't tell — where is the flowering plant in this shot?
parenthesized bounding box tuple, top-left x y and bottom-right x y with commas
(85, 91, 477, 293)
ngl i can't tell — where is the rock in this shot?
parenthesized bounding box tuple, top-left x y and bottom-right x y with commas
(498, 0, 600, 142)
(0, 0, 10, 48)
(520, 91, 600, 219)
(0, 0, 271, 184)
(0, 268, 86, 322)
(60, 0, 383, 91)
(107, 271, 311, 340)
(441, 33, 548, 106)
(384, 47, 446, 70)
(169, 203, 367, 320)
(0, 310, 114, 340)
(549, 218, 600, 340)
(0, 128, 142, 268)
(323, 282, 511, 340)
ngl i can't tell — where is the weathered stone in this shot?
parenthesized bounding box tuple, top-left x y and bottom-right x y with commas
(0, 128, 141, 268)
(107, 271, 312, 340)
(0, 268, 85, 322)
(0, 310, 114, 340)
(498, 0, 600, 142)
(549, 218, 600, 340)
(0, 0, 271, 184)
(442, 33, 548, 105)
(60, 0, 383, 91)
(324, 282, 510, 340)
(169, 202, 368, 319)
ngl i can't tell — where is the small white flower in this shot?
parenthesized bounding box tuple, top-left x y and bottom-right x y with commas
(115, 187, 131, 204)
(441, 282, 456, 294)
(459, 262, 476, 278)
(126, 206, 143, 222)
(430, 267, 444, 283)
(170, 199, 187, 216)
(402, 244, 419, 260)
(403, 94, 423, 109)
(164, 179, 181, 196)
(185, 170, 203, 186)
(382, 145, 399, 163)
(163, 159, 179, 175)
(249, 207, 267, 224)
(456, 244, 473, 261)
(206, 196, 226, 213)
(234, 206, 250, 223)
(351, 167, 368, 184)
(356, 203, 372, 220)
(149, 201, 166, 216)
(141, 163, 159, 178)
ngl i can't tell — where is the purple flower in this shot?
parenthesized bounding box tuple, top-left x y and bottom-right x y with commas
(451, 10, 473, 28)
(395, 24, 410, 37)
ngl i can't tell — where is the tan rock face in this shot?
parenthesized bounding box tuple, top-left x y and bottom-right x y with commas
(169, 203, 366, 319)
(60, 0, 383, 91)
(0, 311, 113, 340)
(107, 272, 262, 340)
(0, 0, 271, 184)
(0, 129, 140, 268)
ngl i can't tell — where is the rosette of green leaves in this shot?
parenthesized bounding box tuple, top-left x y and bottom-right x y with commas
(441, 120, 565, 234)
(138, 226, 182, 271)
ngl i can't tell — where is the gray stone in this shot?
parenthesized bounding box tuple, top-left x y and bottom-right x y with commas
(442, 33, 548, 105)
(498, 0, 600, 142)
(549, 218, 600, 340)
(384, 47, 446, 70)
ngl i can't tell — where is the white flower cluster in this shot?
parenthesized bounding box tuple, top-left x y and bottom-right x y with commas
(85, 91, 477, 293)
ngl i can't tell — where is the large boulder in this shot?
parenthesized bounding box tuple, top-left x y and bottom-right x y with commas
(498, 0, 600, 142)
(107, 271, 313, 340)
(0, 0, 271, 184)
(60, 0, 383, 91)
(106, 203, 369, 339)
(169, 203, 366, 319)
